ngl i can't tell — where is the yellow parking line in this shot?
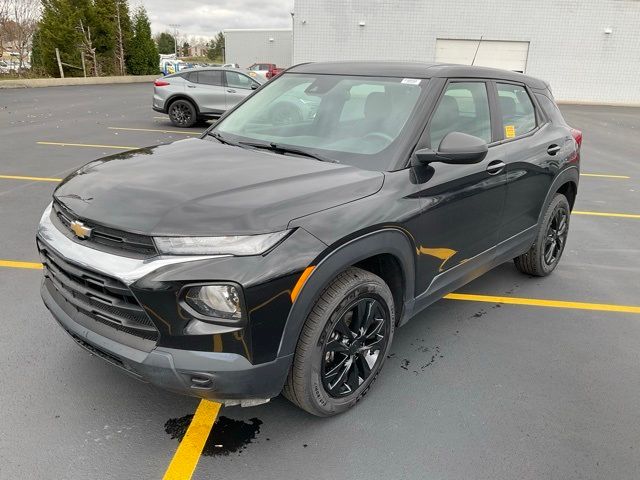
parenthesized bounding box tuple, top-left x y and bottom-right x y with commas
(108, 127, 201, 136)
(0, 260, 43, 270)
(580, 173, 630, 179)
(0, 174, 62, 182)
(163, 400, 221, 480)
(445, 293, 640, 314)
(574, 210, 640, 219)
(37, 141, 138, 150)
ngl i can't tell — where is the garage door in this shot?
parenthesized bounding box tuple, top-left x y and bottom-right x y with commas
(435, 39, 530, 73)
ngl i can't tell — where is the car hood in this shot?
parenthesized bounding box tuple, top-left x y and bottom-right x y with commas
(53, 138, 384, 236)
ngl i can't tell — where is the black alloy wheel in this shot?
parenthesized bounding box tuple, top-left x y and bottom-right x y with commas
(321, 297, 390, 397)
(543, 206, 569, 267)
(283, 267, 395, 416)
(514, 193, 571, 276)
(168, 99, 197, 128)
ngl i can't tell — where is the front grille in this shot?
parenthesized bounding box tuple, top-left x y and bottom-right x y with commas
(52, 200, 158, 257)
(39, 242, 159, 341)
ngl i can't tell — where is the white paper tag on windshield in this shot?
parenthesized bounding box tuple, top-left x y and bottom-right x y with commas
(401, 78, 421, 85)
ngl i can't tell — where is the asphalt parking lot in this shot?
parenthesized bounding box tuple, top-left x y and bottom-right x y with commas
(1, 83, 639, 480)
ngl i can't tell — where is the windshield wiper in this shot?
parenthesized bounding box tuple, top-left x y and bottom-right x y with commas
(238, 141, 338, 163)
(207, 130, 237, 146)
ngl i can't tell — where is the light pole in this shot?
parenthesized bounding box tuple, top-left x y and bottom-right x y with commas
(290, 11, 294, 64)
(168, 23, 181, 57)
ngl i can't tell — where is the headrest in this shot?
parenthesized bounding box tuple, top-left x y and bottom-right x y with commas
(364, 92, 392, 119)
(436, 95, 460, 125)
(500, 96, 517, 116)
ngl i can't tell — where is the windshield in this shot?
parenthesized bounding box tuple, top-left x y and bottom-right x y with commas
(213, 73, 427, 170)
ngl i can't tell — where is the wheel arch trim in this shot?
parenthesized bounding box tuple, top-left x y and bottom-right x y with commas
(165, 94, 200, 114)
(277, 228, 416, 358)
(537, 166, 579, 225)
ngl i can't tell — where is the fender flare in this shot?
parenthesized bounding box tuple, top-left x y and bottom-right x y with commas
(277, 228, 416, 357)
(537, 166, 579, 225)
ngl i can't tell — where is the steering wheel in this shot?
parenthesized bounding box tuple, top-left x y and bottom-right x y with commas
(362, 132, 394, 144)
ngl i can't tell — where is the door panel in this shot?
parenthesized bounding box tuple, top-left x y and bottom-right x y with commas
(411, 80, 508, 296)
(500, 125, 566, 238)
(224, 71, 258, 109)
(186, 70, 226, 113)
(412, 146, 508, 294)
(494, 83, 563, 239)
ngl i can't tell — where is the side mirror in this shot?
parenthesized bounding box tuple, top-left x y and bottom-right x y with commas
(251, 83, 259, 90)
(415, 132, 488, 165)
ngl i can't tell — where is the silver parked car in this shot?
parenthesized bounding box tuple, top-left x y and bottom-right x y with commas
(153, 67, 264, 127)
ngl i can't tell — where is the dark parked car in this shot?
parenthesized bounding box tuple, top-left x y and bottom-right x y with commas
(38, 62, 581, 416)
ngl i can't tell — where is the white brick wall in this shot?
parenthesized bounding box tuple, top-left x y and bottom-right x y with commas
(292, 0, 640, 103)
(224, 29, 292, 69)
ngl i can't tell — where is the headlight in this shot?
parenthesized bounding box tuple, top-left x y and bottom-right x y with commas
(154, 230, 291, 256)
(185, 284, 242, 320)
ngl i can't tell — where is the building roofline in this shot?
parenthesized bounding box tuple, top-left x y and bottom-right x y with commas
(223, 28, 292, 33)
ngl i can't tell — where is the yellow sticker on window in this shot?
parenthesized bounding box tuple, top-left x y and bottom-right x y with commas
(504, 125, 516, 138)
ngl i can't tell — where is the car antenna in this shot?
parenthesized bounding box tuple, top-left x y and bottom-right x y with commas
(471, 35, 483, 66)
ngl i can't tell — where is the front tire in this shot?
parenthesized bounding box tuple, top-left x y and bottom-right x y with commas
(283, 267, 395, 416)
(514, 193, 571, 276)
(168, 99, 197, 128)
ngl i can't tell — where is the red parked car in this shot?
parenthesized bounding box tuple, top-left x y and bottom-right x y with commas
(247, 62, 283, 80)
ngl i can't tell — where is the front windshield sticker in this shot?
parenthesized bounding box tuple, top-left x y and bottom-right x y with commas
(401, 78, 421, 85)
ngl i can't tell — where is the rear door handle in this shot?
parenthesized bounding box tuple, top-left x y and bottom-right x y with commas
(486, 160, 506, 175)
(547, 144, 561, 155)
(187, 85, 196, 88)
(227, 89, 236, 93)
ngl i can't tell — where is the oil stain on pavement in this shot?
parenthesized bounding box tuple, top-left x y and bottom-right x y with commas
(165, 415, 263, 456)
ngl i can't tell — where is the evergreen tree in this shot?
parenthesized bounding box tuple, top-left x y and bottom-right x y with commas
(209, 31, 224, 62)
(126, 6, 158, 75)
(156, 32, 175, 55)
(88, 0, 127, 75)
(37, 0, 92, 77)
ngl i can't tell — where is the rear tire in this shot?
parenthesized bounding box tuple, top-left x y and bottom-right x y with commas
(514, 193, 571, 276)
(283, 267, 395, 417)
(168, 99, 197, 128)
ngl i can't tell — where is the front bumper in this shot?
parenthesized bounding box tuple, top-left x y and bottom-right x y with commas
(42, 280, 292, 403)
(35, 202, 327, 403)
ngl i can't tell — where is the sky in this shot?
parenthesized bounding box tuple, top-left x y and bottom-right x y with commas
(139, 0, 294, 43)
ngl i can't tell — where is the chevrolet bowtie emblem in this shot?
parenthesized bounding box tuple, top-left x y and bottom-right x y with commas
(70, 220, 92, 239)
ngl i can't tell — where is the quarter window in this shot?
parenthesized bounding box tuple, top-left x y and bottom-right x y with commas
(429, 82, 492, 148)
(496, 83, 536, 138)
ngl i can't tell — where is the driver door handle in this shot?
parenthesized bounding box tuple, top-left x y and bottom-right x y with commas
(227, 89, 236, 93)
(187, 85, 196, 88)
(486, 160, 506, 175)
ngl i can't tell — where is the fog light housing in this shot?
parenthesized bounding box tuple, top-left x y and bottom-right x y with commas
(184, 284, 243, 321)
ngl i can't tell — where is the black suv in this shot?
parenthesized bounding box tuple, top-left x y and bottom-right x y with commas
(38, 62, 581, 416)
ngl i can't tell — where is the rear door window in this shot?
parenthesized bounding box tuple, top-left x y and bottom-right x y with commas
(429, 81, 492, 148)
(196, 70, 223, 86)
(496, 83, 536, 138)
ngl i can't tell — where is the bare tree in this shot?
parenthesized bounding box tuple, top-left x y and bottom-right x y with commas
(114, 0, 125, 75)
(2, 0, 40, 70)
(0, 0, 9, 58)
(78, 18, 98, 76)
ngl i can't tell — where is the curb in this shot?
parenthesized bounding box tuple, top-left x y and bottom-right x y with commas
(0, 75, 158, 89)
